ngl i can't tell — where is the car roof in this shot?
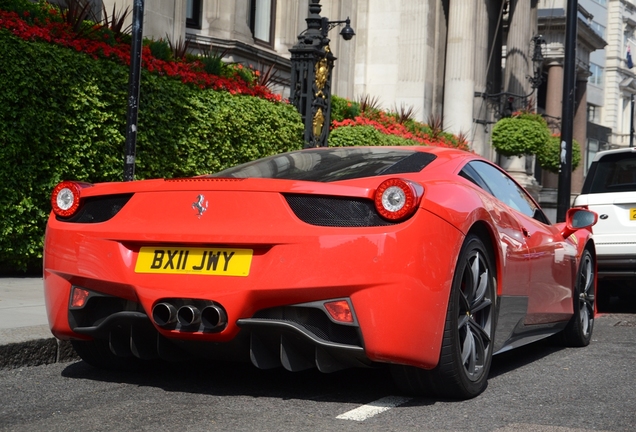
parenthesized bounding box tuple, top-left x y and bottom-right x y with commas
(592, 147, 636, 162)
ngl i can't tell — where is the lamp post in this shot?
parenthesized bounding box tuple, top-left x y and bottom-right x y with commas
(556, 0, 577, 222)
(123, 0, 144, 181)
(475, 35, 545, 120)
(528, 35, 546, 90)
(289, 0, 355, 148)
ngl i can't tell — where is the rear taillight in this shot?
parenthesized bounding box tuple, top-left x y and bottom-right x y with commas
(70, 286, 90, 309)
(374, 178, 423, 221)
(324, 300, 354, 323)
(51, 181, 81, 218)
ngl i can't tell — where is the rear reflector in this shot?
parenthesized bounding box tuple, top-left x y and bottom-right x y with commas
(70, 287, 90, 309)
(324, 300, 354, 323)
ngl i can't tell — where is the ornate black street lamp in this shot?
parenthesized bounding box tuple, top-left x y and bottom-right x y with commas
(475, 34, 546, 121)
(289, 0, 355, 148)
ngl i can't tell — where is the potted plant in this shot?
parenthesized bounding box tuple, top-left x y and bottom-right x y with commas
(491, 112, 551, 157)
(535, 134, 582, 173)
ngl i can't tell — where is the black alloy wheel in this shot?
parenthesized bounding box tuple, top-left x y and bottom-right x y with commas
(392, 234, 497, 399)
(558, 248, 595, 347)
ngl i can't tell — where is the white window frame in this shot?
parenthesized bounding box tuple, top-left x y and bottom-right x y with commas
(250, 0, 276, 47)
(589, 63, 604, 87)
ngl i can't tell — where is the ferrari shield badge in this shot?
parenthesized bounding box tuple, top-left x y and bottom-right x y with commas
(192, 194, 208, 218)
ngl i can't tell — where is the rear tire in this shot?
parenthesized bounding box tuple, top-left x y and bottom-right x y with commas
(557, 249, 595, 347)
(392, 235, 497, 399)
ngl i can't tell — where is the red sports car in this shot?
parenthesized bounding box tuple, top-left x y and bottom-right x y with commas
(44, 146, 597, 399)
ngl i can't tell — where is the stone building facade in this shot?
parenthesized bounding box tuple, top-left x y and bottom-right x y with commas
(96, 0, 631, 220)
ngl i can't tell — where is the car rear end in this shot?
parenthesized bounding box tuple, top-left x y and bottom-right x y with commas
(43, 147, 466, 372)
(574, 148, 636, 297)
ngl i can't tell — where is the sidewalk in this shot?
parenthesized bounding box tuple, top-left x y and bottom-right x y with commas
(0, 277, 76, 369)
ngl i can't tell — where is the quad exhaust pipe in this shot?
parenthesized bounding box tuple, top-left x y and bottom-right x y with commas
(152, 301, 227, 331)
(177, 305, 201, 326)
(152, 302, 177, 327)
(201, 304, 228, 330)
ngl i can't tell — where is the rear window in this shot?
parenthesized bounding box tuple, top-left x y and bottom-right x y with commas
(209, 148, 436, 182)
(582, 152, 636, 194)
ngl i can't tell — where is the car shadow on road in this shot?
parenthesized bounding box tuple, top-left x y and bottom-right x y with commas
(598, 292, 636, 314)
(58, 341, 558, 404)
(61, 357, 412, 403)
(59, 294, 634, 402)
(489, 339, 561, 379)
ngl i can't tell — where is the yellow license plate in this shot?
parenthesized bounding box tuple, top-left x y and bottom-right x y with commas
(135, 247, 253, 276)
(631, 209, 636, 220)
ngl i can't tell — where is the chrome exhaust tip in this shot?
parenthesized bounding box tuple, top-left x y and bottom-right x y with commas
(152, 302, 178, 327)
(177, 305, 201, 326)
(201, 304, 228, 330)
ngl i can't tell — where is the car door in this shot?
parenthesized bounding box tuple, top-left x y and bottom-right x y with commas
(513, 210, 574, 323)
(460, 162, 530, 299)
(467, 161, 574, 324)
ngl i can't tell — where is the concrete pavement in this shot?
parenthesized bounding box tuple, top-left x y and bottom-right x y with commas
(0, 277, 76, 369)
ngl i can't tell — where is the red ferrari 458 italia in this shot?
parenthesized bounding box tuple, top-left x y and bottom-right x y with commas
(44, 146, 597, 399)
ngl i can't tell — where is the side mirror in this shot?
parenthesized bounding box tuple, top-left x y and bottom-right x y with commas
(560, 208, 598, 239)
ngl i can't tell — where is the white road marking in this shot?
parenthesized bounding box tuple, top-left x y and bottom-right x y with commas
(336, 395, 412, 421)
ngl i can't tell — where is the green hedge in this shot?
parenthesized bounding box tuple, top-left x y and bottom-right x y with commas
(536, 135, 582, 174)
(328, 125, 414, 147)
(0, 31, 303, 272)
(330, 95, 360, 122)
(491, 115, 551, 157)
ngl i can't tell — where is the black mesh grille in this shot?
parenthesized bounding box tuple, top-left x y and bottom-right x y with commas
(284, 194, 395, 227)
(57, 194, 133, 223)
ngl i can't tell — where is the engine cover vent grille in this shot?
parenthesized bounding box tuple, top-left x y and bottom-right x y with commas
(283, 194, 396, 227)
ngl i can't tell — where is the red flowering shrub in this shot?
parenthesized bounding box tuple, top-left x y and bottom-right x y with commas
(1, 1, 467, 147)
(331, 110, 470, 150)
(0, 7, 281, 102)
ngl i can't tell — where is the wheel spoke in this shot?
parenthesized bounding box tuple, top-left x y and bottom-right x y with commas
(472, 327, 486, 369)
(471, 298, 492, 315)
(458, 314, 469, 330)
(460, 289, 470, 313)
(462, 321, 487, 377)
(583, 258, 593, 292)
(474, 269, 488, 306)
(468, 318, 491, 345)
(461, 327, 475, 368)
(469, 254, 482, 302)
(580, 304, 589, 335)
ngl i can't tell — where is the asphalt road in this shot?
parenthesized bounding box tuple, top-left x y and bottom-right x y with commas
(0, 302, 634, 432)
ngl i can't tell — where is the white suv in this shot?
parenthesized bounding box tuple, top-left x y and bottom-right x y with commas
(574, 147, 636, 306)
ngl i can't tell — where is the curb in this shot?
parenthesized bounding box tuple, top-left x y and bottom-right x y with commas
(0, 326, 78, 370)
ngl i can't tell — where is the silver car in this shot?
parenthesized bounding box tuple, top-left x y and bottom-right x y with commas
(574, 147, 636, 307)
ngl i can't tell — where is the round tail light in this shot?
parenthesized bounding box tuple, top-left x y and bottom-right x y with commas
(374, 178, 422, 221)
(51, 181, 81, 218)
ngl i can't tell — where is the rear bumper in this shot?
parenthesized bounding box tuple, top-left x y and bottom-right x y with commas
(597, 254, 636, 280)
(43, 208, 464, 371)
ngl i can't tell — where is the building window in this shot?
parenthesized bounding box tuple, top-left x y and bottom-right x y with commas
(250, 0, 276, 46)
(588, 105, 602, 123)
(590, 21, 605, 38)
(586, 139, 600, 174)
(186, 0, 202, 29)
(589, 63, 604, 87)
